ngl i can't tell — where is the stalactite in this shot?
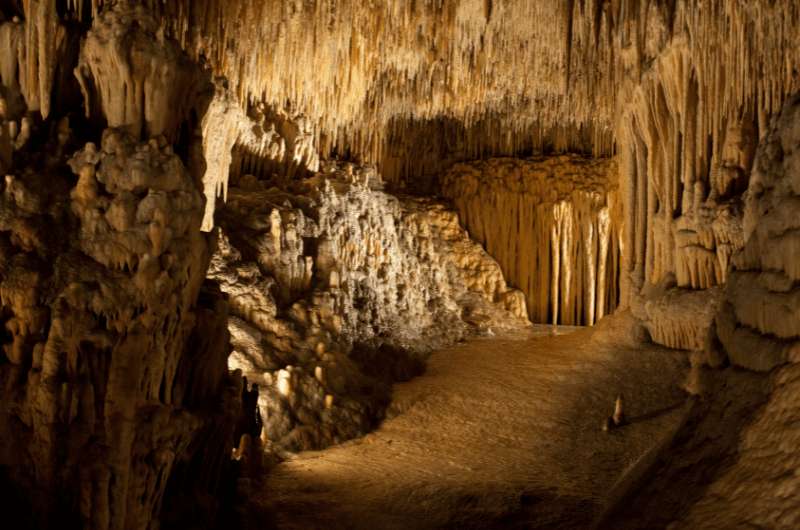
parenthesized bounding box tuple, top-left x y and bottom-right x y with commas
(44, 1, 794, 186)
(74, 3, 204, 141)
(0, 2, 63, 118)
(441, 156, 621, 326)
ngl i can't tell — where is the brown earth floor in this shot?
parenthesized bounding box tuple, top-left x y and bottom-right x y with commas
(253, 320, 689, 529)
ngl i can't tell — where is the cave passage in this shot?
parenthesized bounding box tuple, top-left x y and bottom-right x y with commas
(1, 2, 800, 530)
(254, 323, 688, 529)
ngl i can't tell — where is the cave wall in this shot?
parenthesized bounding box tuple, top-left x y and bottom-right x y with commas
(0, 4, 245, 529)
(0, 127, 241, 528)
(441, 156, 622, 326)
(681, 92, 800, 527)
(605, 93, 800, 530)
(1, 0, 800, 528)
(208, 164, 528, 452)
(715, 94, 800, 372)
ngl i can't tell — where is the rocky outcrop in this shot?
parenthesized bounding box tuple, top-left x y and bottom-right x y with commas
(442, 156, 621, 326)
(639, 282, 722, 352)
(208, 163, 528, 452)
(0, 128, 240, 529)
(1, 6, 245, 529)
(74, 4, 204, 141)
(1, 1, 800, 528)
(607, 93, 800, 530)
(716, 94, 800, 372)
(198, 89, 320, 231)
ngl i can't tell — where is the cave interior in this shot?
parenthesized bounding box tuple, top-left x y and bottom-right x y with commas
(1, 1, 800, 529)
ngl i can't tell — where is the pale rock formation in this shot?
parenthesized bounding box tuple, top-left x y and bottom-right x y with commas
(441, 156, 621, 326)
(640, 282, 722, 352)
(0, 128, 241, 529)
(69, 0, 323, 236)
(208, 163, 528, 451)
(49, 1, 800, 187)
(610, 93, 800, 530)
(716, 94, 800, 372)
(74, 3, 203, 141)
(0, 3, 63, 119)
(199, 87, 320, 231)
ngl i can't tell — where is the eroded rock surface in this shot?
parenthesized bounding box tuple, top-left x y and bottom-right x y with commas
(442, 156, 621, 326)
(0, 128, 240, 529)
(716, 94, 800, 372)
(208, 164, 529, 452)
(607, 93, 800, 530)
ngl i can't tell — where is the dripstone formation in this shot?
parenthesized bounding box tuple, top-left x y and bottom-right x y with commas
(209, 164, 527, 452)
(1, 0, 800, 529)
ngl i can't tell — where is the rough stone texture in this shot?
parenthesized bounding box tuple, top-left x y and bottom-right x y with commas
(640, 283, 722, 352)
(606, 358, 800, 530)
(74, 4, 204, 141)
(441, 156, 621, 325)
(199, 86, 320, 231)
(0, 128, 240, 529)
(716, 94, 800, 372)
(605, 94, 800, 530)
(1, 1, 800, 528)
(0, 1, 63, 119)
(0, 6, 244, 529)
(208, 163, 529, 452)
(620, 43, 758, 300)
(45, 1, 800, 190)
(669, 364, 800, 530)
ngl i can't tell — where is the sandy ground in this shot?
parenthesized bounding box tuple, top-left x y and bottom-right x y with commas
(253, 321, 689, 529)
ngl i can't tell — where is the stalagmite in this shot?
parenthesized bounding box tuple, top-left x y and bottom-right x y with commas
(0, 0, 799, 528)
(208, 162, 528, 451)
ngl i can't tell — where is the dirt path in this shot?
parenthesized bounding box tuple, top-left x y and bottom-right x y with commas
(254, 323, 688, 529)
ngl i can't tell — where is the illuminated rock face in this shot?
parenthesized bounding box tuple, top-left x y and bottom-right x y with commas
(0, 0, 800, 529)
(442, 156, 622, 326)
(0, 6, 243, 530)
(0, 128, 240, 529)
(208, 164, 528, 451)
(716, 95, 800, 372)
(15, 0, 794, 185)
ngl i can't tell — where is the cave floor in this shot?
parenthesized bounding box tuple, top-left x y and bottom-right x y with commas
(254, 320, 689, 529)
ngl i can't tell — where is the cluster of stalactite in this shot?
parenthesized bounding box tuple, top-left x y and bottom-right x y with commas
(4, 1, 796, 298)
(621, 44, 756, 296)
(442, 156, 621, 326)
(30, 1, 792, 186)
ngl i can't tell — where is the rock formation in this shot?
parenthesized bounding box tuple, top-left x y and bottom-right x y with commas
(0, 126, 241, 529)
(716, 94, 800, 372)
(208, 163, 527, 451)
(441, 156, 621, 325)
(1, 0, 800, 528)
(1, 4, 244, 529)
